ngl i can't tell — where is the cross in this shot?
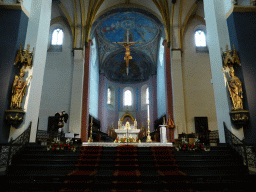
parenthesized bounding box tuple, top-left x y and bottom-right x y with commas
(113, 30, 142, 75)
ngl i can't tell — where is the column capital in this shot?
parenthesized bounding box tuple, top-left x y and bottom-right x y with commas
(85, 39, 93, 48)
(162, 39, 171, 48)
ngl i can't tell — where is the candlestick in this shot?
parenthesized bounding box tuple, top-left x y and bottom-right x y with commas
(147, 104, 149, 121)
(91, 117, 93, 123)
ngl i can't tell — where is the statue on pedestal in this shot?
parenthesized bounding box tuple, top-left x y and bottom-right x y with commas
(10, 69, 28, 109)
(228, 67, 243, 111)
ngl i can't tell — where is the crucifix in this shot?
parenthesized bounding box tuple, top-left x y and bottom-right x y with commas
(113, 30, 142, 75)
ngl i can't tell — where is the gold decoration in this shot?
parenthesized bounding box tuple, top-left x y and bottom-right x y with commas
(10, 69, 33, 109)
(221, 45, 243, 111)
(221, 44, 240, 69)
(113, 30, 142, 75)
(88, 117, 93, 142)
(120, 109, 135, 123)
(5, 109, 25, 126)
(146, 120, 152, 143)
(14, 44, 34, 69)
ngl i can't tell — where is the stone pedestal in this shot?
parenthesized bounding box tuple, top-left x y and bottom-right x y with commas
(160, 125, 167, 143)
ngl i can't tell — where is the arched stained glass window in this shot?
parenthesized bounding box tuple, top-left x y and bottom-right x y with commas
(146, 87, 149, 105)
(195, 30, 206, 47)
(51, 28, 64, 45)
(107, 88, 111, 104)
(124, 90, 132, 106)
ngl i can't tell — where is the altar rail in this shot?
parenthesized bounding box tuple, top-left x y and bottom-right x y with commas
(224, 122, 256, 170)
(0, 121, 32, 174)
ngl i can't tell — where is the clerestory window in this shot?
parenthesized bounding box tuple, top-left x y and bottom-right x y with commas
(51, 28, 64, 45)
(195, 30, 206, 47)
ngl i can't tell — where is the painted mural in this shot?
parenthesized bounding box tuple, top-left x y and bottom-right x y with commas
(99, 12, 159, 46)
(104, 50, 152, 83)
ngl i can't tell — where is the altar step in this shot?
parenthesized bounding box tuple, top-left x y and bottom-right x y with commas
(3, 144, 256, 192)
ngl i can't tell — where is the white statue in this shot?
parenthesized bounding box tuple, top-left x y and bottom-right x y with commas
(125, 121, 130, 129)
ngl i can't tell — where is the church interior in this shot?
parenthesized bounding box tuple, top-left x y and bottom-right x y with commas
(1, 0, 256, 191)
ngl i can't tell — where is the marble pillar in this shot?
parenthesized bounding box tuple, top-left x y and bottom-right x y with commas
(163, 40, 174, 142)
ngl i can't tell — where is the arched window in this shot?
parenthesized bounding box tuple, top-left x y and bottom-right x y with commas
(195, 30, 206, 47)
(107, 88, 111, 104)
(124, 90, 132, 106)
(51, 28, 64, 45)
(146, 87, 149, 105)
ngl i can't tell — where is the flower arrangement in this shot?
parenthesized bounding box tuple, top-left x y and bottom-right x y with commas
(175, 136, 209, 151)
(47, 137, 76, 152)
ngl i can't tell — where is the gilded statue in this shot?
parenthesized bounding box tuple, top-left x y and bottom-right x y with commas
(10, 69, 32, 109)
(228, 67, 243, 110)
(14, 44, 34, 69)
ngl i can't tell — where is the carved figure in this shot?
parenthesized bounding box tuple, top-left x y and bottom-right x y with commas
(228, 67, 243, 110)
(125, 120, 130, 129)
(10, 69, 28, 109)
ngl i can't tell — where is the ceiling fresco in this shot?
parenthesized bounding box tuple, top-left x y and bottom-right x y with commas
(92, 9, 163, 83)
(104, 50, 152, 83)
(99, 12, 159, 46)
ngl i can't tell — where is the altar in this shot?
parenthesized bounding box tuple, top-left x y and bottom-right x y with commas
(114, 111, 140, 141)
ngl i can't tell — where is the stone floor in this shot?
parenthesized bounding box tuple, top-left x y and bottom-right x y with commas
(82, 142, 173, 147)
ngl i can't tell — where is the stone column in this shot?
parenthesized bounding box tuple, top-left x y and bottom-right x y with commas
(203, 0, 236, 143)
(81, 41, 92, 142)
(8, 0, 52, 142)
(163, 40, 174, 142)
(69, 49, 84, 136)
(171, 50, 187, 138)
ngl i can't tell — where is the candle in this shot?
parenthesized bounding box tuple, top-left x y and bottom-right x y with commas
(147, 105, 149, 121)
(163, 117, 166, 125)
(91, 117, 93, 123)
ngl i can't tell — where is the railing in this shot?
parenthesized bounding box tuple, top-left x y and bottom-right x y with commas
(0, 121, 32, 173)
(224, 122, 256, 171)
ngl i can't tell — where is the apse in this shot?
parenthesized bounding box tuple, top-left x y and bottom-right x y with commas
(91, 8, 164, 81)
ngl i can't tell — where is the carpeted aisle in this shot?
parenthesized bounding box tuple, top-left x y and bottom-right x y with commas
(60, 146, 103, 191)
(59, 145, 194, 192)
(150, 147, 194, 192)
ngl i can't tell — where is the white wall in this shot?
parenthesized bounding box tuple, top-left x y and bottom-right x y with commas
(182, 19, 218, 133)
(38, 19, 73, 133)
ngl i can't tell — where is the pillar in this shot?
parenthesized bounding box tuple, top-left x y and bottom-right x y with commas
(203, 0, 238, 143)
(163, 40, 174, 142)
(69, 49, 84, 136)
(8, 0, 52, 142)
(81, 41, 92, 142)
(171, 50, 187, 137)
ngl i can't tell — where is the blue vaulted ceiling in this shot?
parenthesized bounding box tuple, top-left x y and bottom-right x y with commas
(91, 8, 164, 83)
